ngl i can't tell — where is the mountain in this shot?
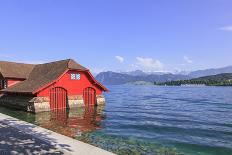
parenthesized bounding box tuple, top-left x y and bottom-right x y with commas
(96, 71, 191, 85)
(188, 66, 232, 78)
(157, 73, 232, 86)
(122, 70, 148, 76)
(95, 66, 232, 85)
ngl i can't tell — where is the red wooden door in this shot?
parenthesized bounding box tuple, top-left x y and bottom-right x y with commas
(83, 87, 96, 106)
(50, 87, 67, 110)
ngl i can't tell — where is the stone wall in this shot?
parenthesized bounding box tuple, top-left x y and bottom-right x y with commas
(0, 94, 34, 111)
(68, 95, 85, 108)
(96, 95, 106, 105)
(0, 94, 106, 113)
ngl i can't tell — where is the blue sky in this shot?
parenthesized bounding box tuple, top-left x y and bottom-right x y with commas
(0, 0, 232, 74)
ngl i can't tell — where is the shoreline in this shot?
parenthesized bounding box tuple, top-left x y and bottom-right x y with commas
(0, 112, 114, 155)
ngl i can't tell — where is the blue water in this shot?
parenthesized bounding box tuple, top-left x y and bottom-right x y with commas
(0, 85, 232, 155)
(99, 85, 232, 154)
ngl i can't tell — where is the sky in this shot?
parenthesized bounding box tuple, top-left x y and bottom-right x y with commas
(0, 0, 232, 74)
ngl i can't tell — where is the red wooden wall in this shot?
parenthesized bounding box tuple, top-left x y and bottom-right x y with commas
(7, 78, 24, 87)
(37, 70, 103, 97)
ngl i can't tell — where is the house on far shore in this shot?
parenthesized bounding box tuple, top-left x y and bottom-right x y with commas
(0, 59, 108, 113)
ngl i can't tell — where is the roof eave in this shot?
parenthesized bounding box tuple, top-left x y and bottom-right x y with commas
(0, 73, 3, 79)
(0, 90, 33, 94)
(86, 70, 109, 92)
(4, 77, 26, 80)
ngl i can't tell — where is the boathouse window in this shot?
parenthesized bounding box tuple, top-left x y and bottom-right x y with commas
(71, 74, 76, 80)
(71, 73, 81, 80)
(76, 73, 80, 80)
(0, 79, 7, 89)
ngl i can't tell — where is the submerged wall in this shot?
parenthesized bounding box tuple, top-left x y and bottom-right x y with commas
(0, 94, 105, 113)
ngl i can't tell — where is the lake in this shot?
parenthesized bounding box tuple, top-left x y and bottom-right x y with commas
(0, 85, 232, 155)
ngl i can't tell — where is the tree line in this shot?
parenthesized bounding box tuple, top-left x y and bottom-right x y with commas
(155, 73, 232, 86)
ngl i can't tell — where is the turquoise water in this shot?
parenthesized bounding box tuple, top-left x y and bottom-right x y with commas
(0, 85, 232, 155)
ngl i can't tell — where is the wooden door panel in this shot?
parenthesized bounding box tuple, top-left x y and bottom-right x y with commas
(83, 87, 96, 106)
(50, 87, 67, 110)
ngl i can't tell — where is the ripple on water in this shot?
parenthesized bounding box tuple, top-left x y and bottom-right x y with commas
(0, 85, 232, 155)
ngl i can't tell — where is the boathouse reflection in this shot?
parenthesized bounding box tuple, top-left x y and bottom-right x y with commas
(35, 106, 106, 138)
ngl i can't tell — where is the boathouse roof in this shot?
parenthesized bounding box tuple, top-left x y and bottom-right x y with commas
(0, 59, 107, 94)
(0, 61, 35, 79)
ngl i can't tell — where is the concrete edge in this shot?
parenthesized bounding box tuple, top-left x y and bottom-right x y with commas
(0, 113, 115, 155)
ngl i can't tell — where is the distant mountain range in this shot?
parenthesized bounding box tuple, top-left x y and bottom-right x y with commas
(188, 66, 232, 78)
(95, 66, 232, 85)
(96, 71, 190, 85)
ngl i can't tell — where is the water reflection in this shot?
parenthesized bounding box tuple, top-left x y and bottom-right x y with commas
(35, 106, 106, 138)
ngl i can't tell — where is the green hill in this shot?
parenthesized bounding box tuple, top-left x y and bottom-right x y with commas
(156, 73, 232, 86)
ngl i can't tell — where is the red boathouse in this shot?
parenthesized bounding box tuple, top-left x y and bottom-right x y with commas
(0, 59, 108, 113)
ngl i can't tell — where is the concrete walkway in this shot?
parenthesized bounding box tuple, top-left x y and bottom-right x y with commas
(0, 123, 63, 154)
(0, 113, 115, 155)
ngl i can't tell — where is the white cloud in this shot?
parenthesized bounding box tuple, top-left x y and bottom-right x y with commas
(130, 64, 139, 68)
(115, 56, 124, 63)
(135, 57, 164, 72)
(183, 56, 193, 64)
(219, 26, 232, 31)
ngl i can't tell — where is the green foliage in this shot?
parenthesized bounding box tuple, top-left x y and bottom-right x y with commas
(156, 73, 232, 86)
